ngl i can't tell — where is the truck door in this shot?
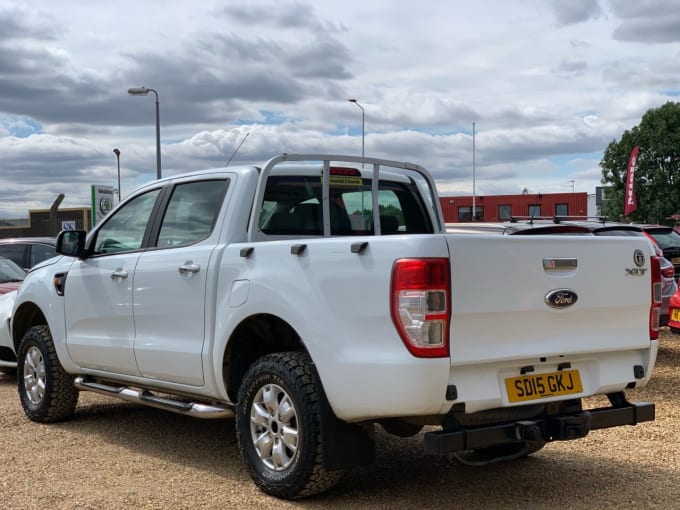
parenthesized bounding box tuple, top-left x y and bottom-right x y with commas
(64, 189, 162, 375)
(132, 179, 229, 386)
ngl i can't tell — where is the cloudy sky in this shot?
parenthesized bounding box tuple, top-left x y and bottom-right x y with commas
(1, 0, 679, 218)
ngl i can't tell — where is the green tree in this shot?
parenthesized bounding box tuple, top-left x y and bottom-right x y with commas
(600, 101, 680, 224)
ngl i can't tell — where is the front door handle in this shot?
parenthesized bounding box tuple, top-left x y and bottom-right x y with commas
(110, 269, 129, 280)
(178, 262, 200, 274)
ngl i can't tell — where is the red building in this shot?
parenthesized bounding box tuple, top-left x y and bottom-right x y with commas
(439, 192, 589, 223)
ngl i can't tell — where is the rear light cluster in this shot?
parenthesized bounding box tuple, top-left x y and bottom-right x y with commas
(661, 263, 675, 279)
(650, 256, 662, 340)
(390, 258, 450, 358)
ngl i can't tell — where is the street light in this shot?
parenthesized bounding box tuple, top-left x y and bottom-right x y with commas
(348, 99, 364, 167)
(472, 122, 476, 221)
(128, 86, 162, 179)
(113, 148, 121, 200)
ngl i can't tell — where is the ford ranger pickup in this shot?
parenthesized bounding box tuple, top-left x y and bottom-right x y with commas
(11, 154, 658, 499)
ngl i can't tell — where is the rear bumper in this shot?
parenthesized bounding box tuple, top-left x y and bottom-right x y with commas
(424, 398, 655, 455)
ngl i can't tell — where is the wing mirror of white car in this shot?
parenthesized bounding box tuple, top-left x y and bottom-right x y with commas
(56, 230, 87, 258)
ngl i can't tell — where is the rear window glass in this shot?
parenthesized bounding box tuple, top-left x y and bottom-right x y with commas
(646, 230, 680, 249)
(593, 229, 644, 237)
(0, 244, 25, 266)
(259, 176, 433, 236)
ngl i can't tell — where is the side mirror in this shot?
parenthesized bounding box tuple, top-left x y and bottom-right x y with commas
(56, 230, 87, 258)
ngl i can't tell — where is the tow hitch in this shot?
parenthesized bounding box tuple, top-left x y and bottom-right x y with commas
(424, 392, 655, 455)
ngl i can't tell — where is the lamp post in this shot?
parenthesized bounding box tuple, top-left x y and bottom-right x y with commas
(472, 122, 476, 222)
(113, 148, 121, 200)
(128, 86, 162, 179)
(348, 99, 364, 167)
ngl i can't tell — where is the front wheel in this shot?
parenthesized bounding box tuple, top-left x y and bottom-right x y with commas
(235, 351, 343, 499)
(17, 325, 79, 422)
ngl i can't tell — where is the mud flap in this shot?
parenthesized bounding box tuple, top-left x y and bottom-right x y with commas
(315, 376, 375, 470)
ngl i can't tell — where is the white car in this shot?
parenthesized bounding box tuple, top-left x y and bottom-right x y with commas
(0, 290, 17, 374)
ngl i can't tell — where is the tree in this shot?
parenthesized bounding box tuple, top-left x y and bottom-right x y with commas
(600, 101, 680, 224)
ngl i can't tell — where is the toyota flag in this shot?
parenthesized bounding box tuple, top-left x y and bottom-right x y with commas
(624, 146, 639, 216)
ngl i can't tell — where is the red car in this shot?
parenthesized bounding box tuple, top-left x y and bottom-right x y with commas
(0, 256, 25, 295)
(669, 285, 680, 333)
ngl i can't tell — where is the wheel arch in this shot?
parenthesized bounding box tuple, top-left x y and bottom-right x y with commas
(222, 313, 306, 403)
(12, 301, 48, 353)
(222, 313, 375, 473)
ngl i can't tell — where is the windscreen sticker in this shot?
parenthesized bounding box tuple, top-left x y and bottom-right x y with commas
(326, 176, 363, 186)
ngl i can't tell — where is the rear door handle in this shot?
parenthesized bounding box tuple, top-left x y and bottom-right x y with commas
(110, 269, 129, 280)
(178, 262, 201, 274)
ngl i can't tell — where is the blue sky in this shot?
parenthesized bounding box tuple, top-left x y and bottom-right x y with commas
(0, 0, 679, 218)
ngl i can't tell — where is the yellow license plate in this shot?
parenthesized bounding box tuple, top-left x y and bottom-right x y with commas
(672, 308, 680, 322)
(672, 257, 680, 265)
(505, 370, 583, 403)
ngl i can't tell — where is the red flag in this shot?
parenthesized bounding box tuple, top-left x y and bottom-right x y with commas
(624, 146, 639, 216)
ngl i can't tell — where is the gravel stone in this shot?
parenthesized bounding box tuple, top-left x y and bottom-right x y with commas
(1, 330, 679, 509)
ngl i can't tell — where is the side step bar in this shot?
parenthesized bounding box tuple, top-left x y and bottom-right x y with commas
(74, 376, 234, 419)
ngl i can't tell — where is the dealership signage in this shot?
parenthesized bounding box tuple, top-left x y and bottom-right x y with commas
(91, 185, 116, 226)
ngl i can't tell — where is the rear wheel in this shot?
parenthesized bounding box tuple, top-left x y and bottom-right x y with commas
(17, 325, 78, 422)
(235, 352, 343, 499)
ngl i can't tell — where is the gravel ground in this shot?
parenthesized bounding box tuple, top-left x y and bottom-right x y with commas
(1, 330, 679, 510)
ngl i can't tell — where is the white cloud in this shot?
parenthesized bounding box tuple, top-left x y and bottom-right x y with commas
(0, 0, 678, 218)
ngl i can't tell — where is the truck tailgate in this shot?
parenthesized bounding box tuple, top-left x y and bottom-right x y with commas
(445, 234, 654, 364)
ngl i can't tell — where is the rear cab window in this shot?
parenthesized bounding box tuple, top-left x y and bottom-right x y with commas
(258, 172, 433, 237)
(155, 180, 229, 247)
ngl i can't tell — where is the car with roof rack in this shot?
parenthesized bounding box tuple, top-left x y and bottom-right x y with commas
(560, 220, 678, 325)
(632, 225, 680, 278)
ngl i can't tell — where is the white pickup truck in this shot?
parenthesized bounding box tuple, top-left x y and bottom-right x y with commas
(11, 154, 659, 499)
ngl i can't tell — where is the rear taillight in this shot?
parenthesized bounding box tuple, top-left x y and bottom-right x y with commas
(390, 258, 450, 358)
(650, 256, 662, 340)
(661, 264, 675, 279)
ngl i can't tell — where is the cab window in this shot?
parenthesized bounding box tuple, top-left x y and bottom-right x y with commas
(156, 180, 229, 247)
(92, 189, 161, 255)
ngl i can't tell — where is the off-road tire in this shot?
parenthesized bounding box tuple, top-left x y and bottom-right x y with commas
(235, 351, 344, 499)
(17, 325, 78, 422)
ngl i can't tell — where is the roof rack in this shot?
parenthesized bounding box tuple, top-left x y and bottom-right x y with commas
(508, 215, 611, 225)
(551, 215, 609, 224)
(508, 216, 556, 225)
